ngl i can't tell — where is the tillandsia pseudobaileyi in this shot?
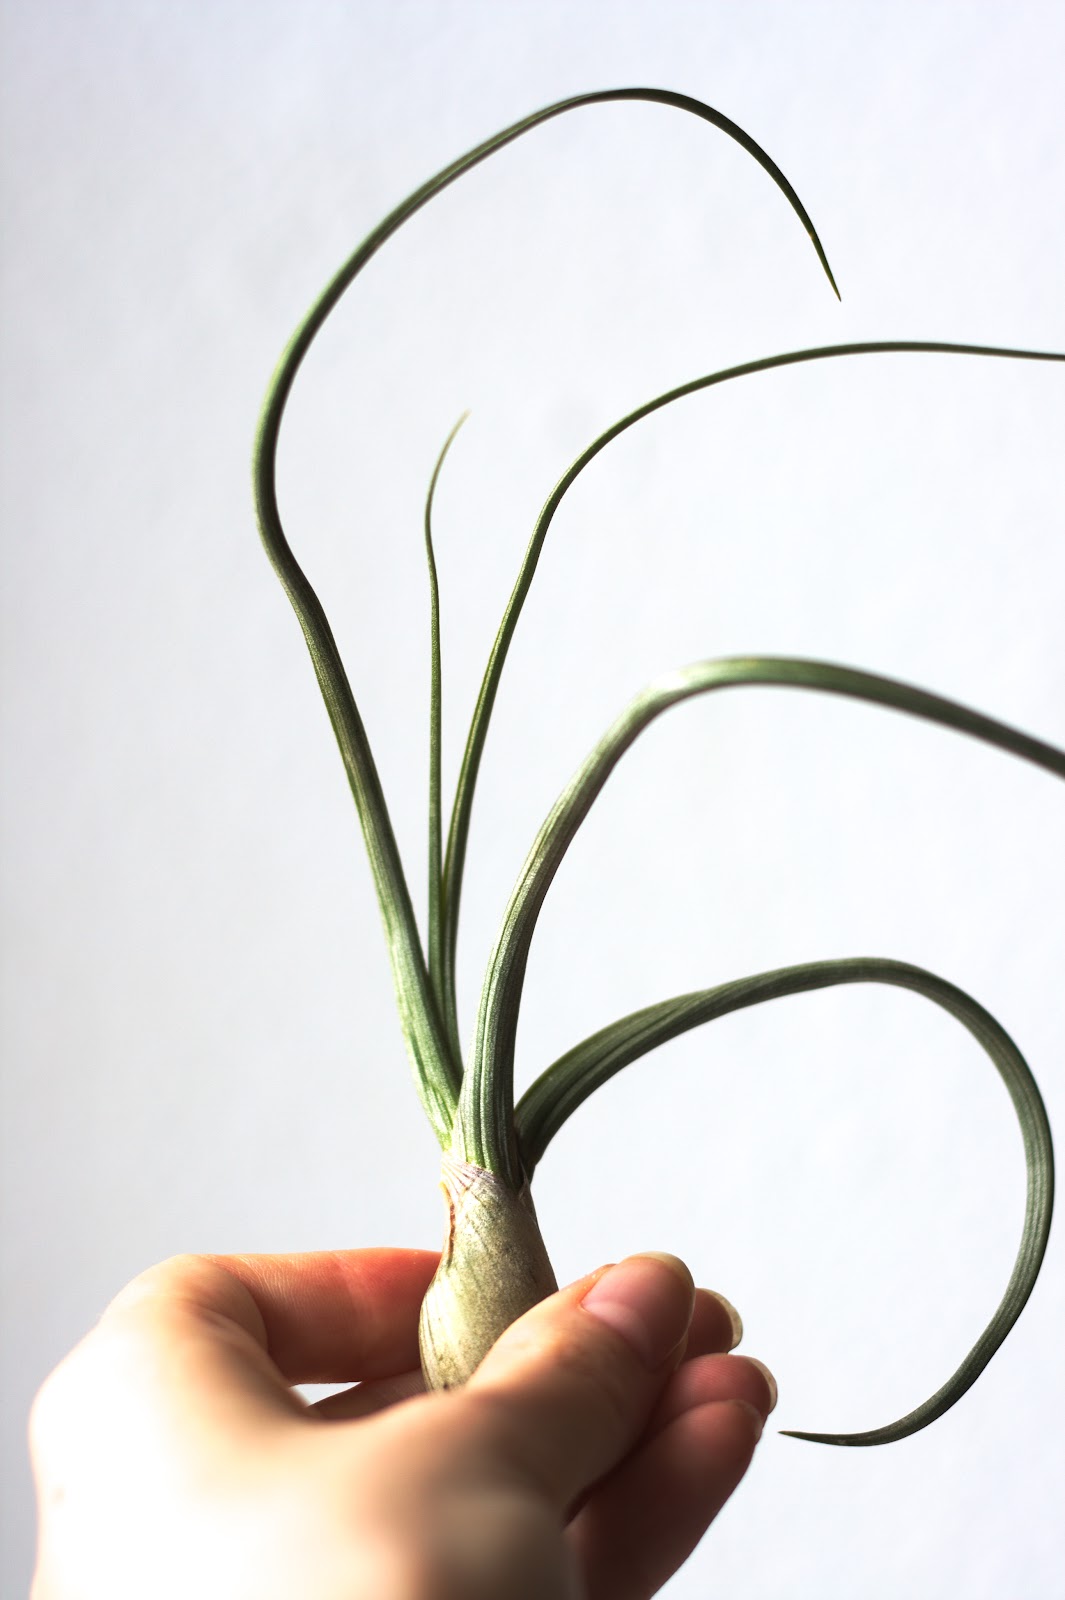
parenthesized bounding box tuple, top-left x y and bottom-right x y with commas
(252, 88, 1064, 1445)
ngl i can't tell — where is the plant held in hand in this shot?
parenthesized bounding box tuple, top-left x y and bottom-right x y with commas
(253, 89, 1064, 1445)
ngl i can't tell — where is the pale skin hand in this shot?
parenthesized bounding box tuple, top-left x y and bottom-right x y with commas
(29, 1248, 776, 1600)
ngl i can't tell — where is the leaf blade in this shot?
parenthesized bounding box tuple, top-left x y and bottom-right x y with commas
(252, 86, 838, 1142)
(463, 656, 1065, 1181)
(423, 414, 469, 1064)
(515, 956, 1053, 1445)
(441, 339, 1065, 1015)
(440, 112, 848, 1031)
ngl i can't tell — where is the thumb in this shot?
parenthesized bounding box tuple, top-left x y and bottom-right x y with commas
(459, 1253, 695, 1511)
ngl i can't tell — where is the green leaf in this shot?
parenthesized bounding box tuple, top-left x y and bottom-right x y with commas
(515, 956, 1053, 1445)
(252, 86, 837, 1144)
(441, 341, 1065, 1036)
(461, 656, 1064, 1183)
(439, 106, 844, 1044)
(423, 414, 469, 1063)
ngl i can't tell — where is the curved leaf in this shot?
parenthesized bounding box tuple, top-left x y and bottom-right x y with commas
(441, 340, 1065, 1031)
(252, 86, 838, 1140)
(461, 656, 1064, 1182)
(515, 956, 1053, 1445)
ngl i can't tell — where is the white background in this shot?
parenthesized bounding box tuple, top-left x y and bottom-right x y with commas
(2, 2, 1064, 1595)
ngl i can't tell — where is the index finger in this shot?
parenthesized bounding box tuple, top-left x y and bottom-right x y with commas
(106, 1247, 440, 1385)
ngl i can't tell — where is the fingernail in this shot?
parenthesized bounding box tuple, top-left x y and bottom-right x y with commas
(707, 1291, 743, 1350)
(745, 1357, 778, 1414)
(581, 1252, 694, 1370)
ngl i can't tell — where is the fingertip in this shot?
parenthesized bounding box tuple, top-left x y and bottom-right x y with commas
(570, 1393, 764, 1599)
(465, 1253, 697, 1513)
(580, 1254, 695, 1371)
(687, 1289, 743, 1357)
(742, 1357, 778, 1414)
(727, 1396, 766, 1443)
(643, 1347, 781, 1449)
(706, 1291, 743, 1350)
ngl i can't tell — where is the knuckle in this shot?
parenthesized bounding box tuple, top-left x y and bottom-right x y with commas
(104, 1252, 216, 1313)
(27, 1363, 64, 1454)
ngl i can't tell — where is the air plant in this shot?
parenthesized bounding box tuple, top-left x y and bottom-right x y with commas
(253, 88, 1064, 1444)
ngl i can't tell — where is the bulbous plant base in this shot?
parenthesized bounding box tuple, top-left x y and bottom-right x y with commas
(419, 1154, 558, 1389)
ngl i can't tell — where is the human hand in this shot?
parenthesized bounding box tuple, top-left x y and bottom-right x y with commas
(29, 1246, 775, 1599)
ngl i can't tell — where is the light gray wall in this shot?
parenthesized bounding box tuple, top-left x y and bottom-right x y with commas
(3, 2, 1063, 1594)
